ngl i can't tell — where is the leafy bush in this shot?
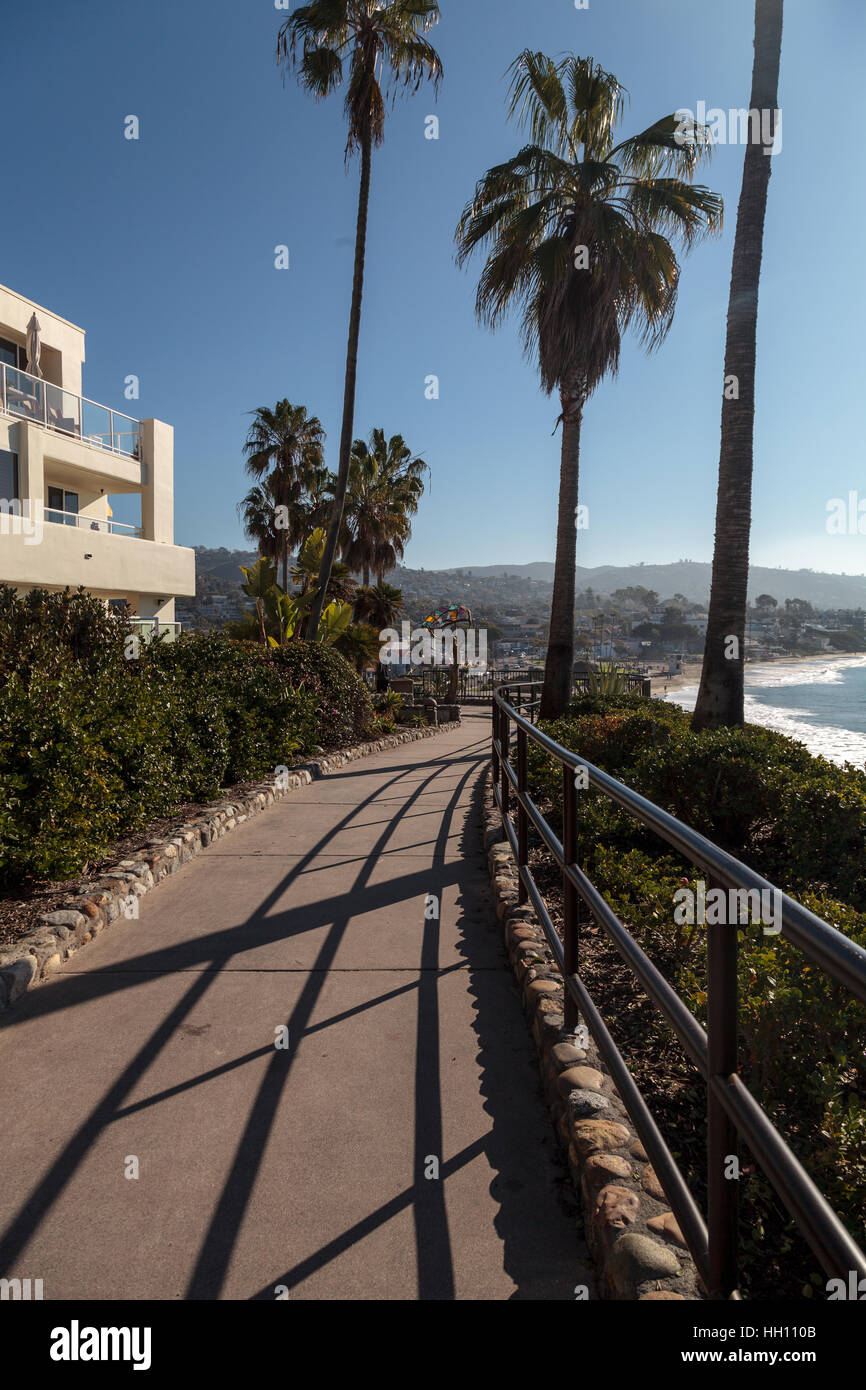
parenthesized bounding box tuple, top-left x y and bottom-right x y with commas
(528, 693, 866, 1291)
(0, 588, 374, 884)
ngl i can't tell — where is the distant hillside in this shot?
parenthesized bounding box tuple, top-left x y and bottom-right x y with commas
(194, 546, 259, 585)
(190, 549, 866, 611)
(417, 560, 866, 609)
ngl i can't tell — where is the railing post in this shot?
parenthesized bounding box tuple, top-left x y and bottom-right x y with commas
(517, 725, 528, 905)
(562, 762, 579, 1033)
(500, 704, 510, 825)
(492, 700, 499, 786)
(707, 877, 739, 1298)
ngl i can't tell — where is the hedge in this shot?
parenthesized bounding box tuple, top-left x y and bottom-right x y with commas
(0, 587, 374, 885)
(528, 693, 866, 1295)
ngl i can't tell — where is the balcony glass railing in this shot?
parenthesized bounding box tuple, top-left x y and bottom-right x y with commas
(127, 617, 181, 644)
(0, 363, 141, 458)
(44, 505, 142, 538)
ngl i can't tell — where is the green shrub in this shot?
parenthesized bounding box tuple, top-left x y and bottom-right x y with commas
(0, 588, 373, 885)
(528, 693, 866, 1287)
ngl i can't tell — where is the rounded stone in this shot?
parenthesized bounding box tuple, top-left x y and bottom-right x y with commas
(581, 1152, 633, 1194)
(39, 910, 86, 931)
(641, 1166, 666, 1201)
(639, 1291, 685, 1301)
(594, 1184, 640, 1232)
(516, 943, 547, 963)
(557, 1065, 604, 1098)
(510, 925, 538, 944)
(567, 1089, 609, 1118)
(647, 1211, 688, 1249)
(526, 978, 561, 998)
(550, 1042, 588, 1071)
(607, 1233, 682, 1294)
(0, 954, 38, 1001)
(571, 1120, 631, 1158)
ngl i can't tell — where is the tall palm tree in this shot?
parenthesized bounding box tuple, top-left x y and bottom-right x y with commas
(277, 1, 442, 637)
(692, 0, 784, 730)
(342, 429, 427, 584)
(243, 400, 326, 591)
(456, 51, 722, 718)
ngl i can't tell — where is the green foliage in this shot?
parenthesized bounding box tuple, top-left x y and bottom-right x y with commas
(373, 690, 404, 716)
(584, 663, 628, 698)
(0, 589, 374, 885)
(529, 692, 866, 1273)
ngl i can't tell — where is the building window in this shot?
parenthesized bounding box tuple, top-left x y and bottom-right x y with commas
(47, 486, 79, 525)
(0, 337, 27, 371)
(0, 449, 19, 503)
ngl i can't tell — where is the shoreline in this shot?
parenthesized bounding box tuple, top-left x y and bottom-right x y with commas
(649, 651, 865, 699)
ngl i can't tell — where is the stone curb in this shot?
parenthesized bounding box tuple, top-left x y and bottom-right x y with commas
(481, 770, 700, 1302)
(0, 721, 458, 1014)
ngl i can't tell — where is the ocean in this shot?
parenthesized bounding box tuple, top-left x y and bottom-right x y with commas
(666, 655, 866, 769)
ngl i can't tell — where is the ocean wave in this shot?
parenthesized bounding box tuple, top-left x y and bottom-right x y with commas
(665, 682, 866, 769)
(744, 655, 866, 689)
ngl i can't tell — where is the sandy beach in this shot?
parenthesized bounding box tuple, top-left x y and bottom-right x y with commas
(648, 652, 863, 699)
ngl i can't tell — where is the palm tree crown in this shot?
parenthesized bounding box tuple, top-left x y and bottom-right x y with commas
(278, 1, 443, 156)
(242, 400, 326, 590)
(342, 428, 427, 584)
(456, 51, 722, 397)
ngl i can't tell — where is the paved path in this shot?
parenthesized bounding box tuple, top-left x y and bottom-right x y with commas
(0, 710, 589, 1300)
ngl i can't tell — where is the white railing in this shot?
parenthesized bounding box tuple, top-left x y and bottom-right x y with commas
(44, 505, 142, 538)
(0, 362, 142, 458)
(127, 617, 181, 643)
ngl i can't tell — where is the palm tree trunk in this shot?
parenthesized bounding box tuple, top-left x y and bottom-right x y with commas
(307, 126, 373, 637)
(540, 369, 585, 720)
(692, 0, 783, 730)
(282, 533, 289, 594)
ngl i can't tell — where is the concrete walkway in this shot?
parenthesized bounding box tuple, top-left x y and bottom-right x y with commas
(0, 710, 589, 1300)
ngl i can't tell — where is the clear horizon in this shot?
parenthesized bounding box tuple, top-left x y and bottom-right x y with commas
(4, 0, 865, 575)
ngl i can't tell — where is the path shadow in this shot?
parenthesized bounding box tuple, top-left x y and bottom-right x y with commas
(453, 761, 595, 1299)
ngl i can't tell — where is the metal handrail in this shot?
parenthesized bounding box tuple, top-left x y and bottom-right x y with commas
(492, 679, 866, 1299)
(0, 362, 141, 458)
(43, 505, 141, 537)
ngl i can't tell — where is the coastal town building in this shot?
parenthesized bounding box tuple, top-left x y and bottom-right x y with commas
(0, 284, 194, 634)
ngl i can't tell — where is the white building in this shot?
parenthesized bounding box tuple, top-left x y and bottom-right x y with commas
(0, 284, 195, 632)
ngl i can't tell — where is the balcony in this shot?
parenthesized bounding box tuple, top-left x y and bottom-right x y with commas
(0, 363, 141, 458)
(44, 504, 142, 538)
(127, 617, 182, 644)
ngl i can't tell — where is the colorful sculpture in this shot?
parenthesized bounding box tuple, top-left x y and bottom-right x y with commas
(423, 605, 472, 628)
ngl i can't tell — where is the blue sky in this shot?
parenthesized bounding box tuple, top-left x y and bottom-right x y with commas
(4, 0, 864, 574)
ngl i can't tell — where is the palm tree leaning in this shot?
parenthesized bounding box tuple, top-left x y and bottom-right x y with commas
(242, 400, 326, 591)
(277, 1, 442, 638)
(692, 0, 784, 730)
(342, 428, 427, 584)
(456, 51, 722, 718)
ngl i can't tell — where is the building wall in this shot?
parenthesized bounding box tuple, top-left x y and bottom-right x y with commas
(0, 285, 193, 619)
(0, 284, 85, 396)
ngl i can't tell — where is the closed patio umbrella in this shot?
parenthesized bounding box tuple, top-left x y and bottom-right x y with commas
(26, 314, 42, 378)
